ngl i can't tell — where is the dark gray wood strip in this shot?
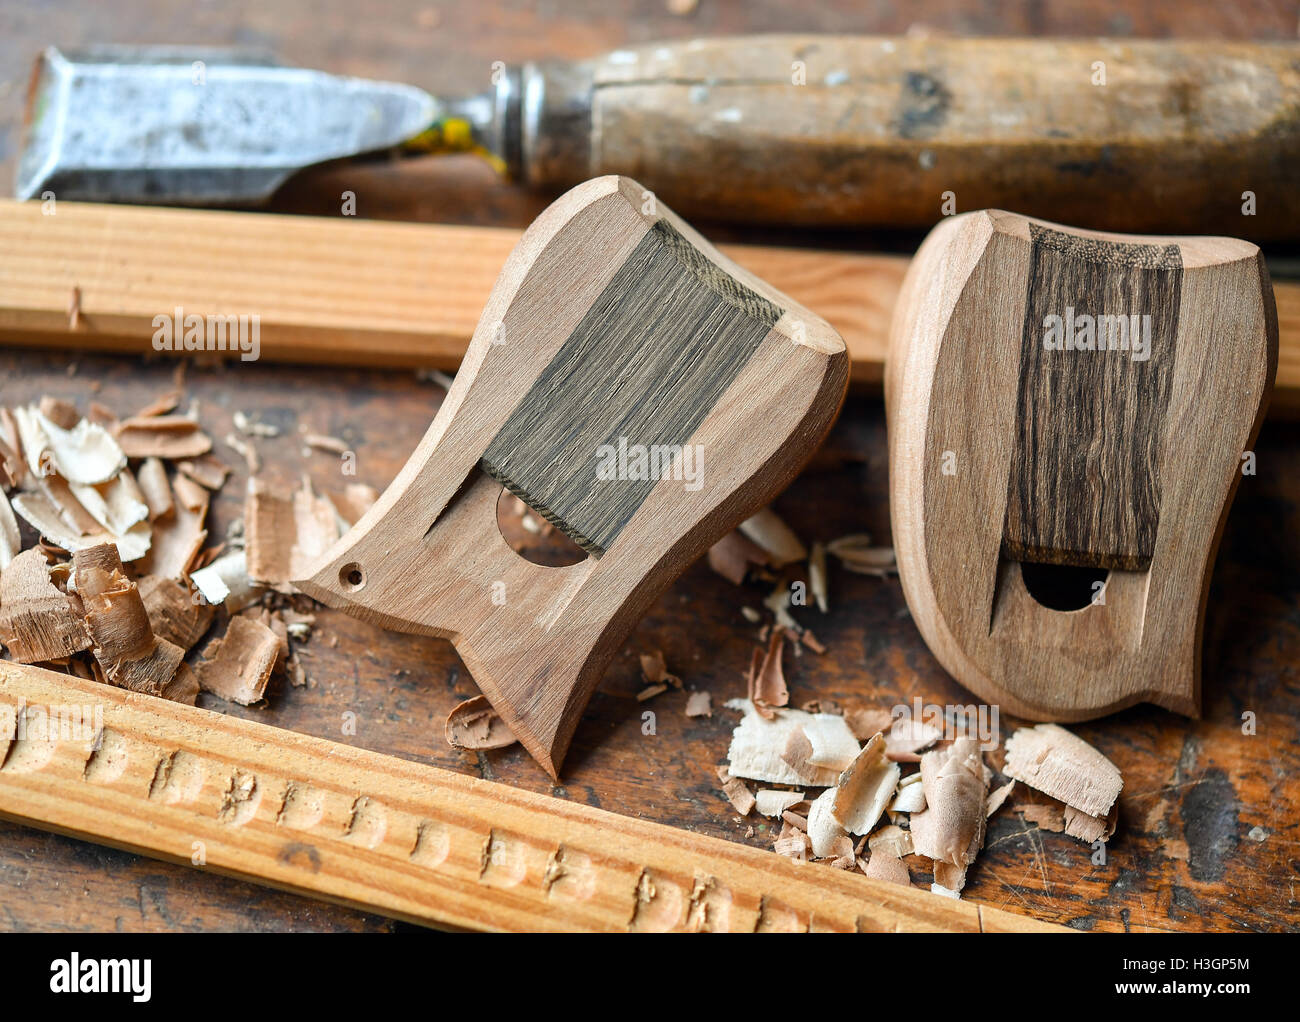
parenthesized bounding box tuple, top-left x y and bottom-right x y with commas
(1002, 225, 1182, 572)
(482, 220, 781, 556)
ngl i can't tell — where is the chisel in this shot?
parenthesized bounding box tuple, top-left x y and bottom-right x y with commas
(17, 37, 1300, 238)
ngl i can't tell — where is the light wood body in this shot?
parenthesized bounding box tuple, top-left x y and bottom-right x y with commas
(4, 200, 1300, 411)
(294, 177, 847, 778)
(886, 211, 1276, 721)
(0, 662, 1061, 932)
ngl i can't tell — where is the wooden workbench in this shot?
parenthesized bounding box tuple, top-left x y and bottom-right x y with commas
(1, 0, 1297, 933)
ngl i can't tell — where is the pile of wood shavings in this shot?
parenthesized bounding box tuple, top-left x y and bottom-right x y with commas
(705, 508, 1124, 897)
(0, 390, 375, 709)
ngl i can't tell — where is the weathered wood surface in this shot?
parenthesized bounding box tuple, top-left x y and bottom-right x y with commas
(1, 0, 1298, 933)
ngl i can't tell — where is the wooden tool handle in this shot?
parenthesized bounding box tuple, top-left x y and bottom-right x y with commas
(0, 662, 1062, 932)
(526, 36, 1300, 239)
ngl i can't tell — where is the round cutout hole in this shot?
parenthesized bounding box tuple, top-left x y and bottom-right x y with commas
(1019, 561, 1108, 612)
(340, 563, 366, 592)
(495, 488, 588, 567)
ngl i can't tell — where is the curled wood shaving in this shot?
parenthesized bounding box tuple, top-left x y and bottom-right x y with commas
(113, 415, 213, 460)
(68, 471, 149, 537)
(725, 699, 844, 787)
(908, 737, 989, 867)
(716, 765, 756, 816)
(706, 529, 771, 585)
(772, 821, 810, 860)
(136, 575, 214, 652)
(754, 789, 805, 817)
(13, 404, 125, 485)
(831, 732, 900, 835)
(799, 716, 861, 772)
(11, 490, 153, 563)
(1003, 723, 1123, 820)
(0, 490, 20, 571)
(445, 694, 518, 751)
(748, 626, 789, 719)
(1064, 803, 1118, 844)
(826, 534, 897, 576)
(194, 616, 280, 705)
(868, 824, 914, 858)
(639, 649, 682, 689)
(74, 545, 183, 695)
(684, 690, 712, 717)
(0, 548, 90, 662)
(739, 507, 807, 567)
(806, 787, 846, 858)
(135, 458, 174, 521)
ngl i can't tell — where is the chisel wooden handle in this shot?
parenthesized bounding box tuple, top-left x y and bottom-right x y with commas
(520, 36, 1300, 239)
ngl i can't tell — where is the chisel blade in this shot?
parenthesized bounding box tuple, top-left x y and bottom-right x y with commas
(17, 46, 440, 204)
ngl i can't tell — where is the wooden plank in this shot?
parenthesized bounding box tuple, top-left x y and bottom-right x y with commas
(0, 662, 1062, 932)
(4, 198, 1295, 411)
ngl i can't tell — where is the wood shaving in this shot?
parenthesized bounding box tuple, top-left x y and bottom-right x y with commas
(1014, 800, 1066, 833)
(716, 765, 756, 816)
(304, 433, 349, 455)
(636, 683, 667, 702)
(890, 772, 928, 813)
(799, 629, 826, 654)
(740, 606, 761, 623)
(0, 490, 20, 571)
(133, 391, 182, 418)
(755, 789, 805, 817)
(68, 471, 149, 537)
(136, 575, 214, 652)
(806, 787, 846, 858)
(1003, 723, 1123, 820)
(113, 415, 212, 460)
(233, 411, 280, 438)
(445, 694, 518, 751)
(224, 432, 261, 474)
(189, 550, 261, 612)
(826, 534, 898, 576)
(845, 707, 894, 741)
(160, 662, 200, 705)
(808, 541, 828, 612)
(194, 615, 280, 705)
(724, 699, 844, 787)
(885, 716, 944, 762)
(639, 649, 682, 689)
(706, 529, 771, 585)
(176, 454, 230, 491)
(831, 732, 900, 835)
(908, 738, 989, 867)
(244, 477, 340, 589)
(1064, 803, 1118, 844)
(38, 397, 79, 430)
(863, 851, 911, 886)
(748, 626, 789, 718)
(0, 548, 90, 662)
(930, 881, 962, 899)
(868, 824, 914, 858)
(772, 821, 810, 860)
(135, 458, 174, 521)
(799, 716, 861, 772)
(986, 779, 1016, 818)
(171, 472, 208, 513)
(684, 690, 712, 717)
(738, 507, 806, 567)
(13, 404, 125, 485)
(0, 434, 23, 489)
(135, 474, 206, 581)
(74, 544, 183, 695)
(324, 483, 378, 528)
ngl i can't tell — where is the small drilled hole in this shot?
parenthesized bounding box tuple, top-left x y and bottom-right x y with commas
(340, 563, 365, 592)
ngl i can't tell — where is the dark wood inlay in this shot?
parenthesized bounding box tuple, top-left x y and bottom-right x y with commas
(1002, 225, 1183, 572)
(482, 220, 781, 556)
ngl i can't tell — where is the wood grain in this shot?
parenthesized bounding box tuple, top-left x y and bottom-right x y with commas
(2, 199, 1298, 411)
(1004, 224, 1184, 571)
(887, 210, 1276, 723)
(0, 661, 1061, 932)
(293, 177, 847, 778)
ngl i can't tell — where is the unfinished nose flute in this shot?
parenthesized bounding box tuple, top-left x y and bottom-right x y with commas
(296, 176, 847, 777)
(887, 210, 1277, 721)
